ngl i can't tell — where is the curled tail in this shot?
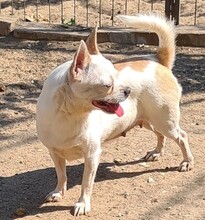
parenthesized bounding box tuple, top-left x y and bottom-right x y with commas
(117, 14, 176, 70)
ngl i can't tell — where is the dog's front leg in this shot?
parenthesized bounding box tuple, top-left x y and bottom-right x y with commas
(74, 147, 101, 216)
(44, 150, 67, 202)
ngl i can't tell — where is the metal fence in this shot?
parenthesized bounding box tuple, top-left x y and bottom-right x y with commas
(0, 0, 204, 26)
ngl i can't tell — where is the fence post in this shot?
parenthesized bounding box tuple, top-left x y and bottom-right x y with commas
(165, 0, 180, 25)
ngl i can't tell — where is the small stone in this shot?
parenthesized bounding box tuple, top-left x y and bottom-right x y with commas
(114, 158, 122, 164)
(0, 84, 6, 92)
(195, 122, 199, 125)
(122, 192, 129, 198)
(15, 208, 26, 216)
(165, 206, 171, 210)
(25, 16, 34, 22)
(151, 198, 158, 203)
(139, 162, 150, 168)
(147, 177, 154, 183)
(117, 213, 123, 217)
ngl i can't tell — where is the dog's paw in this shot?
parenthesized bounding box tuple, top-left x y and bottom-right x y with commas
(44, 191, 63, 202)
(74, 201, 90, 216)
(178, 160, 194, 172)
(144, 150, 161, 161)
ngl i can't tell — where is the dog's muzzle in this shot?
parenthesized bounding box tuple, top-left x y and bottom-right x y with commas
(92, 86, 131, 117)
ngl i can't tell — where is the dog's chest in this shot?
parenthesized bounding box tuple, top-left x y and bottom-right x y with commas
(37, 113, 86, 149)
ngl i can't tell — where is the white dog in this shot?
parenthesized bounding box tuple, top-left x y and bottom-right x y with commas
(36, 14, 194, 216)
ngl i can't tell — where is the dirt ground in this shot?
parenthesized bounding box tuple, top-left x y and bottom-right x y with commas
(1, 0, 205, 26)
(0, 34, 205, 220)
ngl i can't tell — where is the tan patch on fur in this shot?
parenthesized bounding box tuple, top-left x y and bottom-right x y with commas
(115, 60, 150, 72)
(155, 63, 181, 101)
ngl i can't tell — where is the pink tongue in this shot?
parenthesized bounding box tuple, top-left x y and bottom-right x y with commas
(113, 104, 124, 117)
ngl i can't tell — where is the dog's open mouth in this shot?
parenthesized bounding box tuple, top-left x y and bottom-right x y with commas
(92, 100, 124, 117)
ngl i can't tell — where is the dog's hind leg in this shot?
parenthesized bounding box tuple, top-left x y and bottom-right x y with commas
(44, 151, 67, 202)
(143, 121, 167, 161)
(74, 147, 101, 216)
(173, 128, 194, 172)
(152, 123, 194, 172)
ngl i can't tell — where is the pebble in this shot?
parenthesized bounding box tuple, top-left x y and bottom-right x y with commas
(0, 84, 6, 92)
(117, 213, 123, 217)
(114, 158, 122, 164)
(122, 192, 129, 198)
(165, 206, 171, 210)
(15, 208, 26, 216)
(139, 162, 150, 168)
(147, 177, 154, 183)
(151, 198, 158, 203)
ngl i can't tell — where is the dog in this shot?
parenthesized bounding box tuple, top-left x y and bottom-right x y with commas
(36, 14, 194, 216)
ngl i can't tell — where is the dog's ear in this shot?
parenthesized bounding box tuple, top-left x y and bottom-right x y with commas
(86, 26, 100, 55)
(70, 40, 91, 80)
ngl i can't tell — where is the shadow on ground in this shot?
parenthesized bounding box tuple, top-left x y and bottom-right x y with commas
(0, 80, 42, 128)
(0, 161, 178, 219)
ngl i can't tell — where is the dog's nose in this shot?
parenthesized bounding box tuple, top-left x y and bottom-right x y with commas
(124, 87, 131, 97)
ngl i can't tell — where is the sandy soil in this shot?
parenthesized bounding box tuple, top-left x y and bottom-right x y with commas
(1, 0, 205, 26)
(0, 35, 205, 220)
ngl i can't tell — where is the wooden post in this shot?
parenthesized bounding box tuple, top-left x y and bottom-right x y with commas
(165, 0, 180, 25)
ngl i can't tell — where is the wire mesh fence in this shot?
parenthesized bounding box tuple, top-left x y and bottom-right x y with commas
(0, 0, 204, 26)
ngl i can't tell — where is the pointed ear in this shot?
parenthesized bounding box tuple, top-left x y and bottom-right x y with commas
(86, 26, 100, 55)
(70, 40, 91, 80)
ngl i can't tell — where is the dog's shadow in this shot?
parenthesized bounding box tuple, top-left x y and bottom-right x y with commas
(0, 160, 177, 219)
